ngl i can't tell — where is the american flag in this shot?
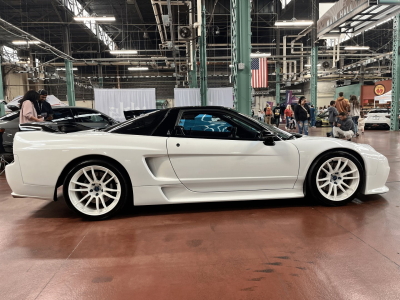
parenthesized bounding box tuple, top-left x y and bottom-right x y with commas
(251, 58, 268, 88)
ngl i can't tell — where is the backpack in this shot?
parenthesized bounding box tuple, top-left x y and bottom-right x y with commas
(266, 107, 272, 115)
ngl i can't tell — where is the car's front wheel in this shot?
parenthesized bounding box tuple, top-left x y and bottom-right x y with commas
(307, 151, 363, 206)
(63, 160, 129, 220)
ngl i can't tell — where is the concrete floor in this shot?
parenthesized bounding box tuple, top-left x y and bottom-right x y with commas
(1, 127, 400, 300)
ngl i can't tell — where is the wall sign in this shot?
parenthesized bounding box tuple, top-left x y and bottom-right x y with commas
(374, 84, 386, 96)
(317, 0, 370, 37)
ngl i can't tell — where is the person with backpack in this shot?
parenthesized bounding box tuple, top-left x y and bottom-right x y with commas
(273, 105, 281, 127)
(294, 96, 310, 135)
(264, 104, 272, 125)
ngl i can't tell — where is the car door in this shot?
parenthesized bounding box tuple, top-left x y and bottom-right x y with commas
(167, 109, 300, 193)
(72, 108, 112, 129)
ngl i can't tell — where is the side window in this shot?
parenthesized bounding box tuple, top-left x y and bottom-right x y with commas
(73, 109, 109, 123)
(111, 110, 168, 135)
(52, 108, 74, 122)
(177, 111, 260, 140)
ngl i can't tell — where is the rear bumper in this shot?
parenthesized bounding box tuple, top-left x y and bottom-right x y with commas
(5, 155, 54, 200)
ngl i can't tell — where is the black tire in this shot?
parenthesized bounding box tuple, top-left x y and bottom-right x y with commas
(307, 151, 364, 206)
(315, 121, 322, 127)
(63, 159, 130, 220)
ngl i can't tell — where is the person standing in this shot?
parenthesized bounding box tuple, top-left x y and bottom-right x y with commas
(257, 109, 263, 121)
(264, 104, 272, 125)
(349, 95, 361, 137)
(310, 105, 316, 127)
(358, 111, 366, 134)
(19, 90, 44, 124)
(273, 105, 281, 127)
(294, 96, 310, 135)
(37, 89, 54, 121)
(335, 92, 350, 114)
(327, 100, 338, 137)
(333, 112, 355, 141)
(284, 105, 293, 130)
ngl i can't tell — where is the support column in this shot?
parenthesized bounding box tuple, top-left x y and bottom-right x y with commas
(189, 43, 198, 88)
(199, 0, 207, 106)
(310, 0, 318, 107)
(0, 56, 5, 117)
(64, 59, 75, 106)
(231, 0, 252, 114)
(391, 14, 400, 131)
(276, 64, 280, 105)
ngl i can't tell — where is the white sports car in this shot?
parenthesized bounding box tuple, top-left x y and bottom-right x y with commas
(365, 108, 391, 129)
(6, 106, 390, 220)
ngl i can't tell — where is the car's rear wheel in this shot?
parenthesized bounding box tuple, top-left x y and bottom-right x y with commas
(315, 121, 322, 127)
(307, 151, 363, 206)
(63, 160, 129, 220)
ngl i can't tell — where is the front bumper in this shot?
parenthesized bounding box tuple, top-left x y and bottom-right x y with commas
(5, 155, 54, 200)
(364, 156, 390, 195)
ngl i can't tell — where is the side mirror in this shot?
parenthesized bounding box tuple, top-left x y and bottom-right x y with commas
(260, 131, 276, 146)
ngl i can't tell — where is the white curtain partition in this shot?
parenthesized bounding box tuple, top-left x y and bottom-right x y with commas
(174, 87, 233, 108)
(207, 87, 234, 108)
(94, 88, 156, 121)
(174, 88, 201, 107)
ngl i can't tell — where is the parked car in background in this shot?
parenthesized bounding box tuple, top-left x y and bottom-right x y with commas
(0, 107, 117, 152)
(365, 109, 391, 130)
(315, 111, 330, 127)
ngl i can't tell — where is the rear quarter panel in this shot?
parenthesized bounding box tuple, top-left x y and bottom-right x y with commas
(13, 131, 177, 187)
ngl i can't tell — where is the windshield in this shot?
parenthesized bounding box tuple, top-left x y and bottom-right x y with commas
(0, 111, 20, 121)
(239, 113, 293, 140)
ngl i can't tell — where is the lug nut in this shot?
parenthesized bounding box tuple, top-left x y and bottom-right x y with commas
(96, 193, 99, 196)
(90, 189, 93, 192)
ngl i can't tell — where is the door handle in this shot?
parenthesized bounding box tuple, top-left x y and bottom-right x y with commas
(7, 133, 12, 137)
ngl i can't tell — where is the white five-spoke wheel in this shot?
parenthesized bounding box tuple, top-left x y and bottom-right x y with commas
(63, 160, 129, 220)
(308, 152, 363, 206)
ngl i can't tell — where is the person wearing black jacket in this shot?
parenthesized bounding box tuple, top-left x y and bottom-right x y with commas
(294, 96, 310, 135)
(37, 89, 54, 121)
(272, 105, 281, 127)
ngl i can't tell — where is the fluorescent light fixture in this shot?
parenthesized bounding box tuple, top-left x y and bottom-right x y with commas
(250, 53, 271, 58)
(110, 50, 138, 55)
(305, 64, 321, 67)
(56, 68, 78, 71)
(74, 16, 116, 22)
(12, 40, 40, 45)
(344, 46, 370, 50)
(128, 67, 149, 71)
(275, 20, 313, 27)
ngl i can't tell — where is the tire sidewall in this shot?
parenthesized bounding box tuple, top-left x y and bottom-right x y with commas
(307, 151, 364, 206)
(63, 159, 129, 220)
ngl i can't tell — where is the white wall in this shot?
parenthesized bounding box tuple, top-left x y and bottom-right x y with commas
(303, 81, 336, 108)
(4, 72, 28, 102)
